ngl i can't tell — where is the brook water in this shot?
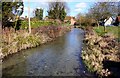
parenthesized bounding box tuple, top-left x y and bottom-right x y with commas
(2, 28, 93, 77)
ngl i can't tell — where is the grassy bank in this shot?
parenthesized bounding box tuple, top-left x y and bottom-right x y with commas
(20, 20, 70, 29)
(20, 21, 57, 29)
(81, 26, 120, 77)
(1, 26, 72, 59)
(93, 26, 119, 38)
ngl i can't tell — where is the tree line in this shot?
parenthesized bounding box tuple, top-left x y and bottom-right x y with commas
(2, 0, 68, 31)
(2, 1, 119, 32)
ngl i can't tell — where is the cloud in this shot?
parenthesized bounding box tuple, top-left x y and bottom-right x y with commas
(74, 8, 82, 12)
(75, 3, 87, 8)
(36, 2, 48, 9)
(74, 2, 87, 12)
(21, 2, 48, 17)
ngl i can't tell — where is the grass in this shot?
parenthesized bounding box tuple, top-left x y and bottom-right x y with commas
(20, 21, 57, 29)
(20, 20, 71, 29)
(93, 26, 119, 38)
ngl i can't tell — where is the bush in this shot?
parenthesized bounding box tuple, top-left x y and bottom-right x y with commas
(77, 16, 96, 26)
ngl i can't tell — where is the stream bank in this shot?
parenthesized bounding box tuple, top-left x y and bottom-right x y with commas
(1, 26, 72, 59)
(81, 26, 120, 78)
(2, 28, 94, 77)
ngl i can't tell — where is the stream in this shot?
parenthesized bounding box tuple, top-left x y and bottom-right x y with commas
(2, 28, 93, 77)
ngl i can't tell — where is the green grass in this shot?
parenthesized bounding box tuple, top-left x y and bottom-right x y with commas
(20, 21, 57, 29)
(20, 20, 71, 29)
(94, 26, 119, 38)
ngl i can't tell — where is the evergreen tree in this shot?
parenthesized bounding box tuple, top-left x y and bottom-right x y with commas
(2, 0, 24, 29)
(47, 2, 67, 21)
(35, 8, 43, 20)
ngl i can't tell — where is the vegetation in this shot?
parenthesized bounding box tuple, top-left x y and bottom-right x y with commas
(79, 2, 119, 77)
(82, 26, 119, 77)
(94, 26, 119, 37)
(2, 1, 24, 29)
(1, 1, 72, 59)
(1, 26, 72, 58)
(34, 8, 43, 20)
(1, 1, 119, 77)
(47, 2, 67, 21)
(87, 2, 118, 26)
(0, 2, 2, 21)
(76, 13, 96, 26)
(20, 20, 59, 29)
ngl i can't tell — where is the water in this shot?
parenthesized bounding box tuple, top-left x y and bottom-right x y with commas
(2, 28, 93, 77)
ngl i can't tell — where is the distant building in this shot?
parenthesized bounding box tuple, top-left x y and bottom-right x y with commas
(114, 16, 120, 26)
(64, 16, 76, 25)
(104, 17, 114, 26)
(103, 16, 120, 26)
(70, 17, 76, 25)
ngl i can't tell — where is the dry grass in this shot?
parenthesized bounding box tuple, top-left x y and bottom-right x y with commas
(1, 26, 72, 59)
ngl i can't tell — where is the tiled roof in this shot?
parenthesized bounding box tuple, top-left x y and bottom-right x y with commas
(117, 16, 120, 22)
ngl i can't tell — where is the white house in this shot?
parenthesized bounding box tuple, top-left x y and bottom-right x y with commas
(104, 17, 114, 26)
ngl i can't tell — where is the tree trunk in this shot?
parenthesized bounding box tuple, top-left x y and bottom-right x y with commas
(97, 21, 99, 28)
(104, 25, 106, 32)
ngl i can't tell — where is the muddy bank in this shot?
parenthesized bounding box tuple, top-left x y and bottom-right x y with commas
(1, 26, 72, 60)
(81, 27, 120, 78)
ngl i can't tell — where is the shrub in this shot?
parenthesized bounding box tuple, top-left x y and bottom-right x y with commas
(76, 16, 97, 27)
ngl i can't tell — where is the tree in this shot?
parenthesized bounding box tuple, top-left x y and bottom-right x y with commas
(2, 0, 24, 29)
(88, 2, 118, 27)
(76, 13, 95, 26)
(0, 2, 2, 22)
(0, 2, 2, 37)
(47, 1, 68, 21)
(35, 8, 43, 20)
(87, 2, 118, 31)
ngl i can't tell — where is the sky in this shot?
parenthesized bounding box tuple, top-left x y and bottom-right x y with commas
(21, 0, 119, 18)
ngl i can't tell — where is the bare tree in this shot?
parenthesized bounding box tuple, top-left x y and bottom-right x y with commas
(88, 2, 118, 28)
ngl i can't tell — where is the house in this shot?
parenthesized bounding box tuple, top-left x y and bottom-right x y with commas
(103, 15, 120, 26)
(113, 16, 120, 26)
(64, 16, 76, 25)
(104, 17, 114, 26)
(70, 17, 76, 25)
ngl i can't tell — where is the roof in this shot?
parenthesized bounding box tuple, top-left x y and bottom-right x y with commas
(64, 16, 76, 21)
(117, 16, 120, 22)
(64, 16, 71, 20)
